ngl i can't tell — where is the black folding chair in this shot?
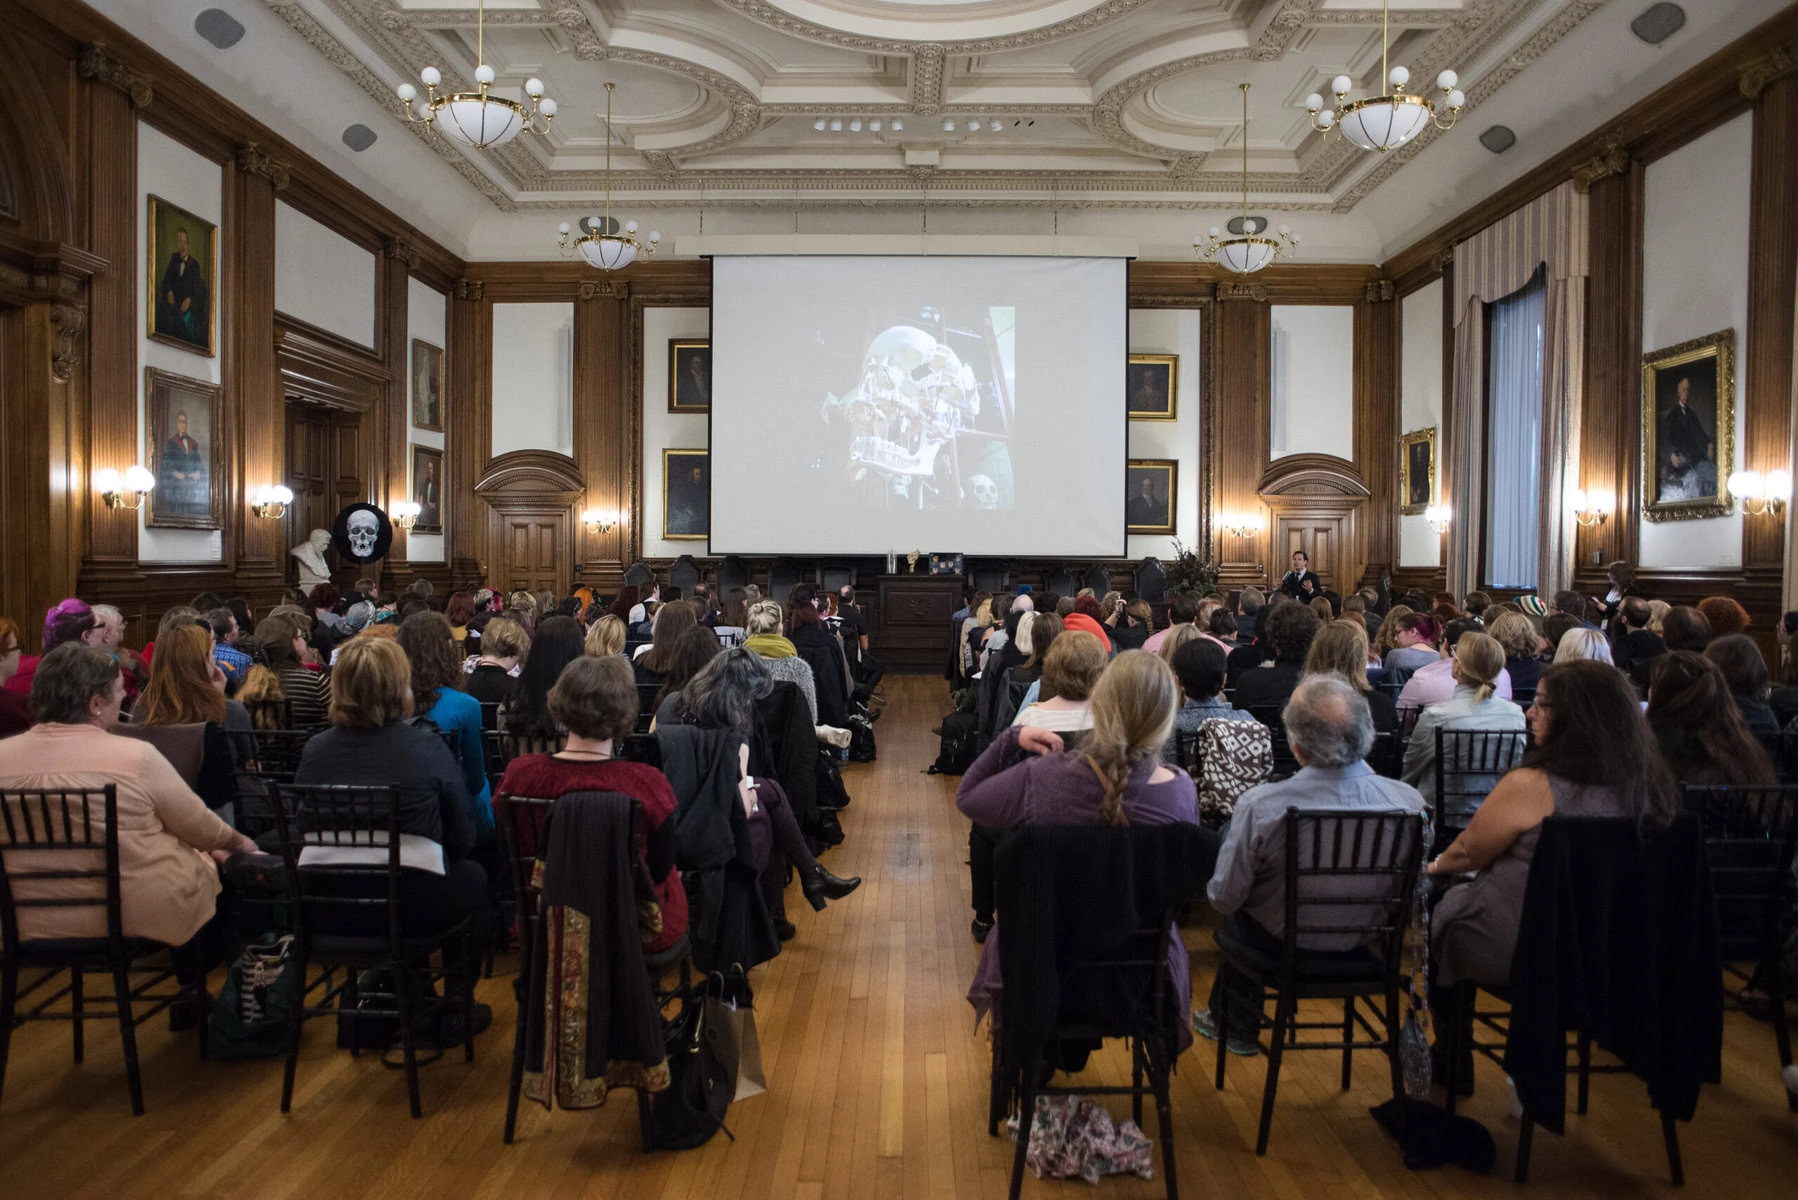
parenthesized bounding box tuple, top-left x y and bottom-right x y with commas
(1365, 730, 1406, 779)
(636, 683, 662, 734)
(1683, 783, 1798, 1110)
(1433, 728, 1528, 853)
(1212, 807, 1424, 1155)
(1247, 706, 1299, 779)
(270, 783, 474, 1120)
(244, 697, 296, 731)
(0, 786, 207, 1115)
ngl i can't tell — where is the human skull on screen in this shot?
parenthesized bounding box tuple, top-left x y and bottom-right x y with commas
(968, 474, 999, 510)
(347, 509, 379, 558)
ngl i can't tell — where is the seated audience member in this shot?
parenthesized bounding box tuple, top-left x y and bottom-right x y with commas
(499, 614, 586, 741)
(133, 623, 252, 811)
(715, 587, 751, 649)
(1646, 599, 1673, 637)
(650, 624, 727, 726)
(1550, 589, 1598, 629)
(505, 590, 540, 637)
(293, 637, 492, 1038)
(1233, 601, 1321, 714)
(1143, 592, 1199, 656)
(1554, 627, 1614, 665)
(1660, 604, 1712, 653)
(3, 599, 98, 697)
(464, 615, 529, 709)
(1166, 639, 1254, 757)
(1370, 603, 1415, 664)
(1697, 595, 1751, 638)
(1198, 606, 1239, 656)
(1397, 618, 1514, 712)
(1541, 612, 1581, 658)
(0, 643, 255, 981)
(1463, 591, 1493, 618)
(1705, 633, 1780, 736)
(1610, 596, 1666, 687)
(1381, 612, 1442, 684)
(1427, 661, 1677, 1086)
(1012, 613, 1063, 689)
(207, 607, 253, 682)
(1226, 593, 1282, 681)
(1156, 623, 1204, 671)
(1197, 677, 1426, 1054)
(959, 650, 1199, 1045)
(1771, 613, 1798, 726)
(584, 613, 627, 659)
(607, 585, 641, 627)
(83, 604, 148, 697)
(0, 617, 30, 735)
(634, 600, 697, 686)
(1111, 598, 1154, 652)
(959, 592, 993, 678)
(1487, 611, 1546, 695)
(1012, 630, 1106, 734)
(445, 590, 475, 648)
(1235, 587, 1265, 642)
(496, 654, 690, 955)
(742, 599, 819, 724)
(1062, 607, 1113, 654)
(1305, 618, 1399, 733)
(1647, 651, 1777, 785)
(396, 613, 493, 833)
(1401, 632, 1524, 812)
(1309, 596, 1335, 626)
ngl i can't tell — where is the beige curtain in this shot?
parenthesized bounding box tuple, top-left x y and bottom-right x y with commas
(1448, 181, 1589, 598)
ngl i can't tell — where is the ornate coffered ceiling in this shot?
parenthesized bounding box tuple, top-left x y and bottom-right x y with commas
(258, 0, 1604, 213)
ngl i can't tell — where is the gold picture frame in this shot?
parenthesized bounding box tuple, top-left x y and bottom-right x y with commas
(662, 449, 710, 541)
(1399, 427, 1437, 515)
(669, 339, 711, 413)
(1126, 354, 1178, 421)
(144, 366, 224, 530)
(146, 195, 218, 357)
(1642, 328, 1734, 522)
(1125, 459, 1177, 534)
(411, 339, 444, 432)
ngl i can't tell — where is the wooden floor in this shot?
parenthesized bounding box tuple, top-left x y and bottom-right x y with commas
(3, 674, 1795, 1197)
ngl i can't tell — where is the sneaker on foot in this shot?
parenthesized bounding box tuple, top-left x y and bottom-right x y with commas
(1191, 1008, 1257, 1057)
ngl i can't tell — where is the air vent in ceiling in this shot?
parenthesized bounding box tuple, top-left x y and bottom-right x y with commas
(1631, 3, 1686, 45)
(1479, 125, 1517, 154)
(342, 124, 378, 152)
(1225, 215, 1270, 236)
(194, 8, 245, 50)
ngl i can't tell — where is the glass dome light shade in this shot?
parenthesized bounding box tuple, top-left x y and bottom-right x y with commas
(124, 465, 157, 492)
(437, 96, 524, 148)
(580, 236, 638, 270)
(1337, 97, 1432, 151)
(1215, 238, 1277, 274)
(94, 467, 122, 492)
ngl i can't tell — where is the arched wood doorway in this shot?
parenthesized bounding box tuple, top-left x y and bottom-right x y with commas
(474, 450, 584, 597)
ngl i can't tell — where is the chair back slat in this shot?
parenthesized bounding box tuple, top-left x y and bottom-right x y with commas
(492, 793, 557, 945)
(1280, 807, 1423, 960)
(1433, 727, 1528, 849)
(0, 786, 123, 951)
(270, 783, 408, 946)
(1682, 784, 1798, 960)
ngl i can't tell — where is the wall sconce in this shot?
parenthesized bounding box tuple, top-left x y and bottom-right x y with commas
(1424, 504, 1452, 533)
(391, 499, 422, 530)
(96, 465, 155, 510)
(583, 508, 617, 534)
(1567, 487, 1612, 528)
(1728, 469, 1790, 516)
(249, 485, 293, 519)
(1213, 512, 1263, 539)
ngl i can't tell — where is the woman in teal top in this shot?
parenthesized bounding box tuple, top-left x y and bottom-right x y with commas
(397, 611, 493, 833)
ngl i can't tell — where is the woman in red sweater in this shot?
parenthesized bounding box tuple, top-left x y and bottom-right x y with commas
(497, 654, 687, 954)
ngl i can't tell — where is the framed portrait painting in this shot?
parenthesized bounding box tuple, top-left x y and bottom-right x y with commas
(146, 195, 217, 356)
(669, 339, 711, 413)
(410, 444, 444, 535)
(1126, 354, 1177, 421)
(411, 339, 444, 432)
(663, 449, 710, 540)
(1399, 427, 1436, 515)
(1125, 459, 1177, 535)
(145, 367, 223, 530)
(1642, 329, 1734, 522)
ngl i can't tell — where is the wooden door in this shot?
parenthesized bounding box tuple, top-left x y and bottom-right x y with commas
(284, 402, 363, 588)
(497, 513, 570, 597)
(1276, 515, 1343, 588)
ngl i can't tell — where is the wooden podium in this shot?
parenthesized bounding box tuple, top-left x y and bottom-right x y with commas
(869, 572, 962, 673)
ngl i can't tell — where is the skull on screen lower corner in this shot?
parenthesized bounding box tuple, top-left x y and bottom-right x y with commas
(968, 474, 999, 509)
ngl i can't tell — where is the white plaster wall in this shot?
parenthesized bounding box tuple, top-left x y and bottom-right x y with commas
(641, 307, 712, 560)
(1269, 305, 1354, 460)
(137, 121, 222, 563)
(405, 277, 447, 564)
(1399, 279, 1445, 568)
(274, 201, 376, 347)
(490, 303, 575, 458)
(1637, 113, 1752, 571)
(1127, 308, 1202, 561)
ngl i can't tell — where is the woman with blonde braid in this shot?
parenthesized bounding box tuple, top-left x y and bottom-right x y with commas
(957, 650, 1200, 1054)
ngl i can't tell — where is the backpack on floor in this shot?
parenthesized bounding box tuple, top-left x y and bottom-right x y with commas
(929, 710, 980, 776)
(847, 711, 877, 763)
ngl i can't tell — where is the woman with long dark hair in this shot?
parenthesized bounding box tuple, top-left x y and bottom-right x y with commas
(500, 614, 587, 740)
(1647, 651, 1776, 785)
(651, 623, 725, 724)
(633, 600, 697, 687)
(607, 584, 641, 625)
(789, 601, 851, 728)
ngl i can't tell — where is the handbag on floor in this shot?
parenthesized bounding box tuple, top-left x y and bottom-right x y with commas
(207, 933, 296, 1060)
(648, 981, 737, 1150)
(701, 972, 766, 1102)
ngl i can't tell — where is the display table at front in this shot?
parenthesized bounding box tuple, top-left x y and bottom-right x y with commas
(868, 573, 962, 673)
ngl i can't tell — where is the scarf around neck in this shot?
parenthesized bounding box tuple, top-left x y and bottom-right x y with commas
(744, 632, 796, 659)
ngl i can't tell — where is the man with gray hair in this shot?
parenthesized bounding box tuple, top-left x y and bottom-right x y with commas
(1192, 676, 1426, 1056)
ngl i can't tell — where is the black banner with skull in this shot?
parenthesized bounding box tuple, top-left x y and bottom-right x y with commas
(331, 503, 394, 564)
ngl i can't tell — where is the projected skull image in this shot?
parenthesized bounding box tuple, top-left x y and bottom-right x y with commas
(818, 306, 1016, 511)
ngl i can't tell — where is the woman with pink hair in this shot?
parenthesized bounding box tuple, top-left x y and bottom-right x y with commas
(0, 598, 94, 696)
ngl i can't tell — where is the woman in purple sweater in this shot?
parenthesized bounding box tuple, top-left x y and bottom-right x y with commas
(957, 650, 1199, 1048)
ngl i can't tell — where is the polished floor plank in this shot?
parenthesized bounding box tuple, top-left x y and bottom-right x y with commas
(3, 672, 1796, 1197)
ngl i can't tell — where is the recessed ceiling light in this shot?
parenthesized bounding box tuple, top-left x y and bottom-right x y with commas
(891, 119, 903, 132)
(870, 119, 882, 132)
(813, 118, 826, 132)
(1479, 125, 1516, 153)
(989, 120, 1001, 133)
(850, 118, 862, 132)
(342, 124, 377, 152)
(830, 118, 842, 132)
(966, 120, 980, 133)
(1631, 3, 1686, 45)
(194, 8, 245, 50)
(943, 118, 955, 132)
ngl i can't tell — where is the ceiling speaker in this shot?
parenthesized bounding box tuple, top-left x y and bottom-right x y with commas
(341, 124, 377, 152)
(194, 8, 246, 50)
(1225, 215, 1267, 236)
(1479, 125, 1517, 154)
(1631, 3, 1686, 45)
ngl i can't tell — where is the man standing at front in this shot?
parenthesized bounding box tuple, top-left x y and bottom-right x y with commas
(1278, 549, 1322, 599)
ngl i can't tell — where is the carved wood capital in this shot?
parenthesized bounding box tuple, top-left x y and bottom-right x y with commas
(455, 279, 486, 301)
(77, 44, 153, 108)
(1214, 281, 1267, 302)
(578, 280, 629, 300)
(49, 303, 86, 383)
(235, 143, 291, 191)
(383, 237, 421, 270)
(1740, 44, 1796, 99)
(1430, 243, 1457, 272)
(1571, 143, 1630, 193)
(1364, 280, 1395, 303)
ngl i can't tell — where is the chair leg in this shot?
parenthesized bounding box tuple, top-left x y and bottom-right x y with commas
(1769, 965, 1796, 1113)
(1340, 997, 1355, 1091)
(1132, 1037, 1144, 1128)
(1514, 1114, 1533, 1184)
(1383, 985, 1405, 1115)
(987, 1031, 1003, 1137)
(344, 968, 361, 1059)
(111, 960, 144, 1116)
(636, 1087, 654, 1153)
(0, 961, 16, 1110)
(1153, 1060, 1178, 1200)
(1255, 992, 1294, 1156)
(71, 968, 84, 1064)
(281, 952, 310, 1114)
(1444, 982, 1470, 1116)
(1009, 1062, 1038, 1200)
(1212, 967, 1229, 1092)
(462, 936, 476, 1064)
(504, 983, 529, 1145)
(1575, 1030, 1591, 1116)
(394, 962, 423, 1120)
(1661, 1110, 1684, 1186)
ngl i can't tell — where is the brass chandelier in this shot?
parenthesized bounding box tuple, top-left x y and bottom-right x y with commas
(1305, 0, 1465, 153)
(559, 83, 660, 271)
(1196, 83, 1299, 276)
(396, 0, 556, 150)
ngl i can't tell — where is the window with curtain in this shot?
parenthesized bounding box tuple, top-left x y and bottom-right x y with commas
(1483, 267, 1546, 590)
